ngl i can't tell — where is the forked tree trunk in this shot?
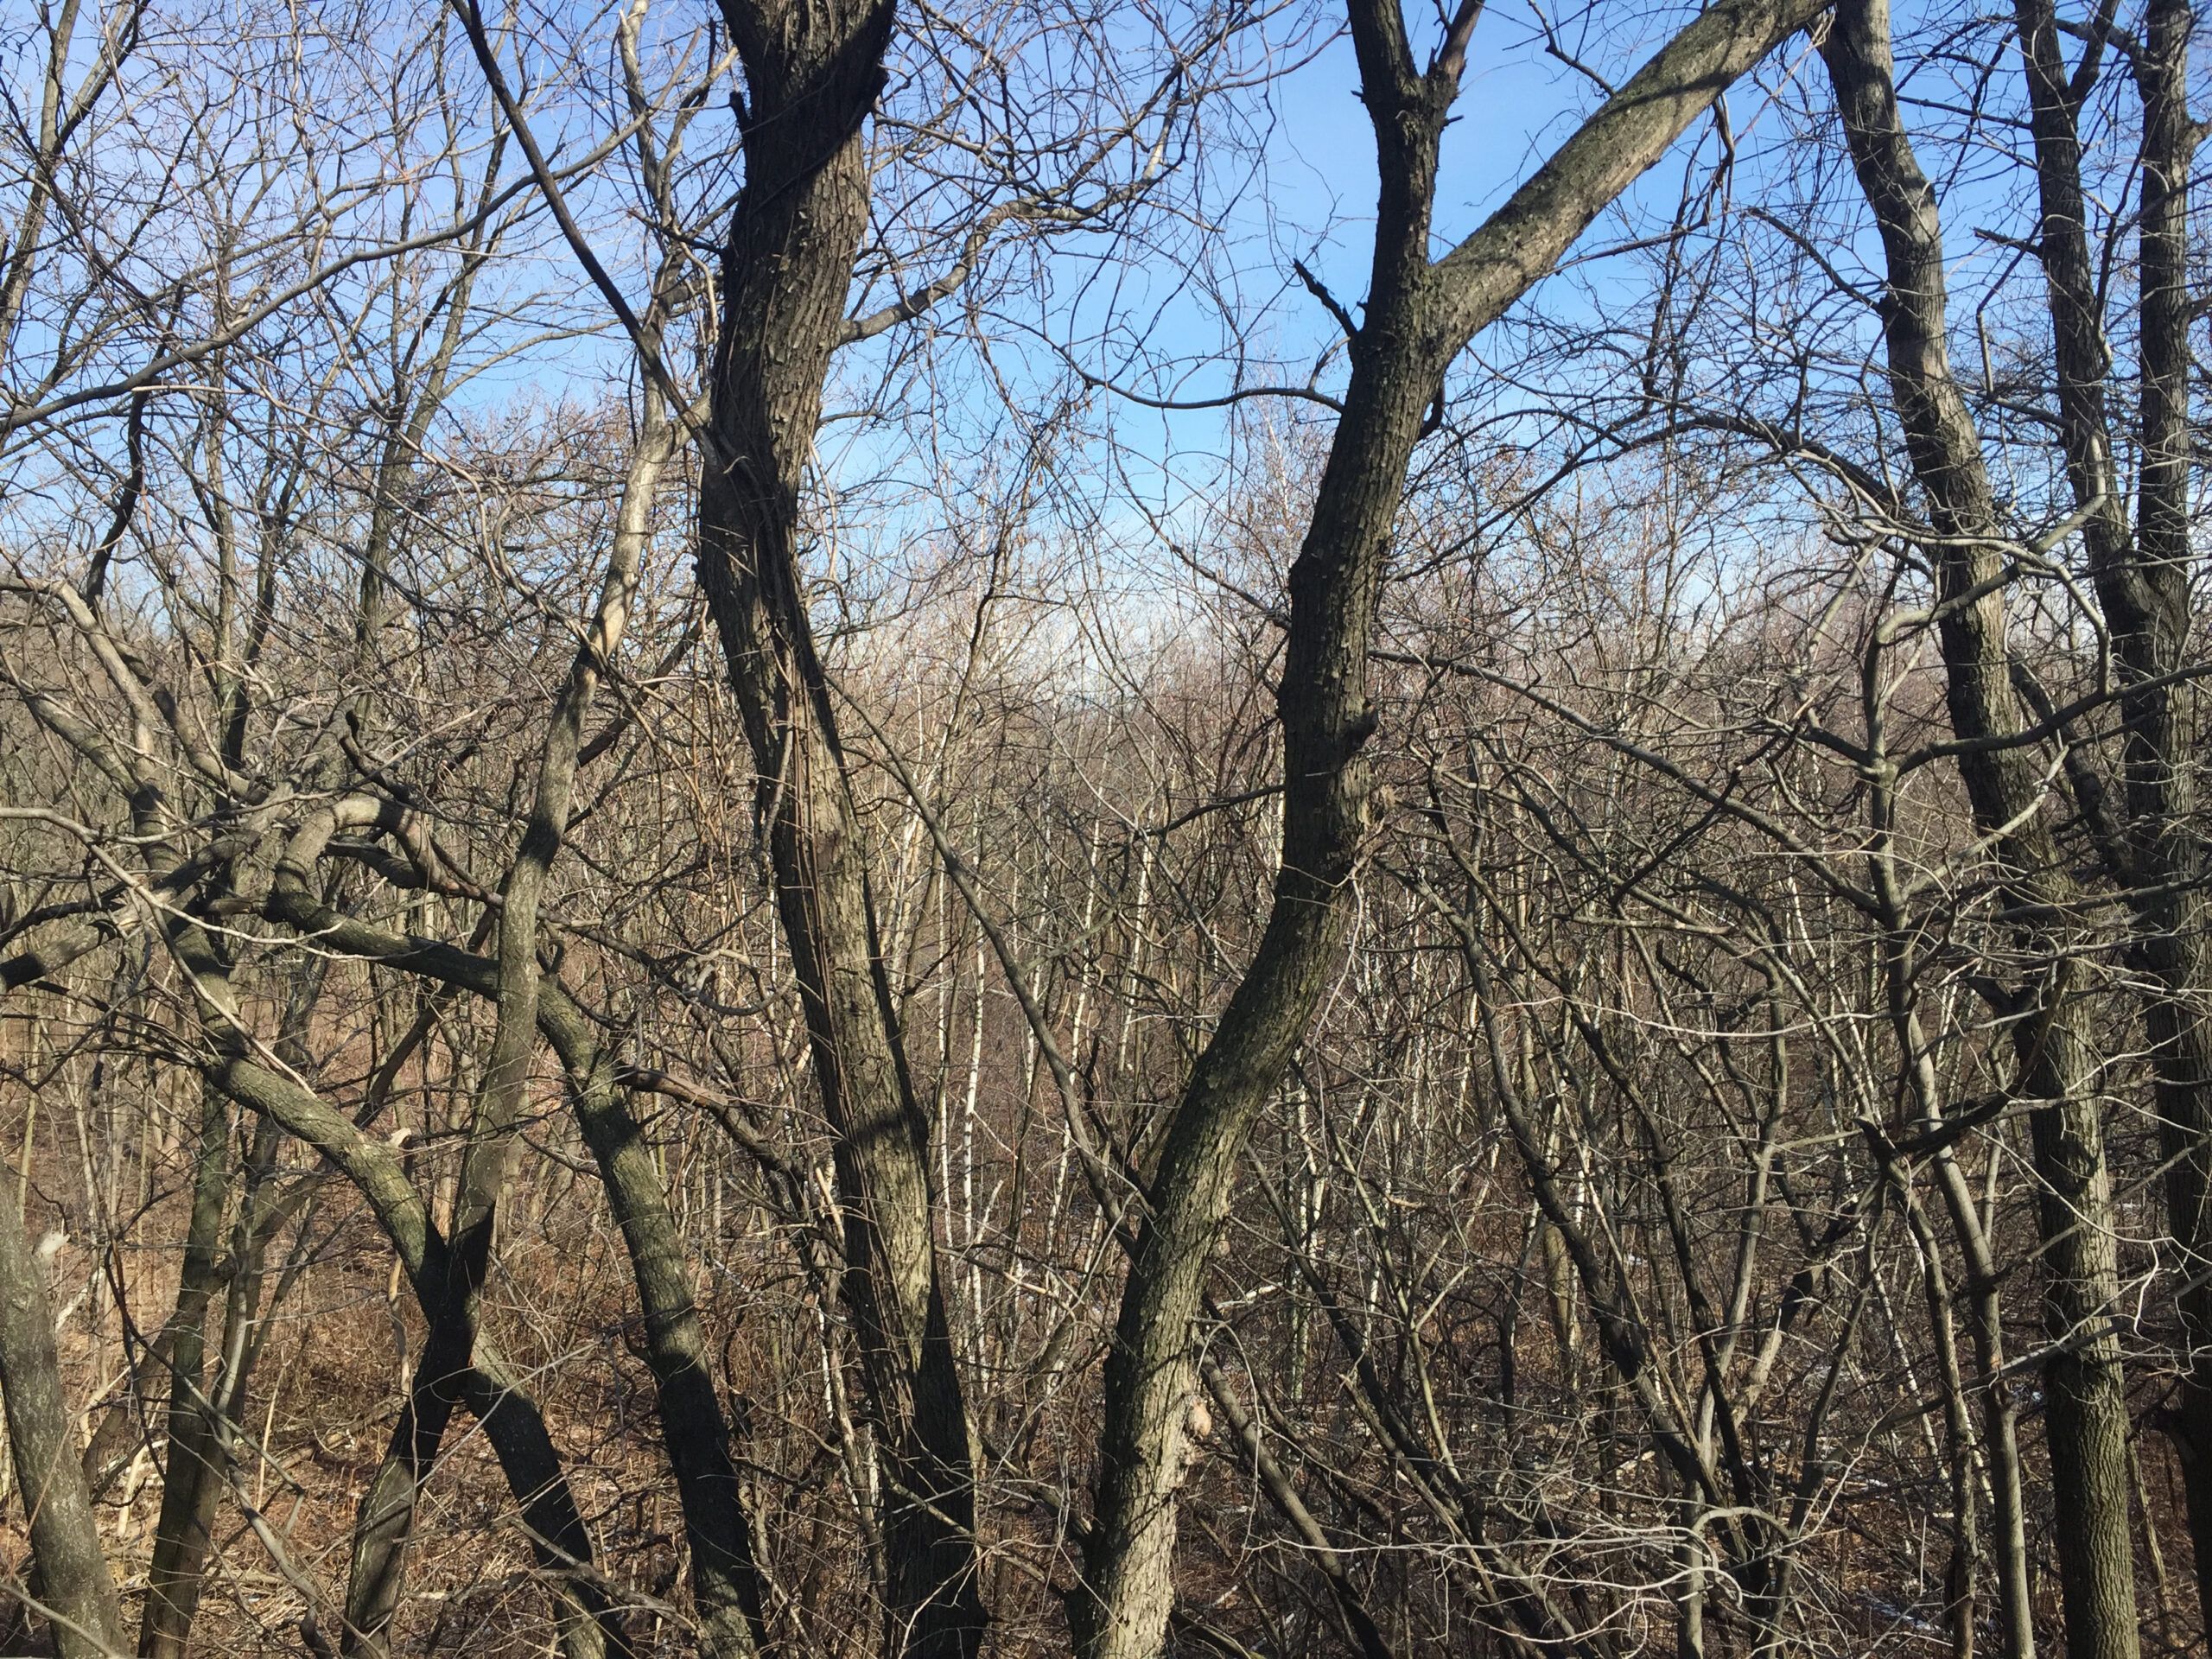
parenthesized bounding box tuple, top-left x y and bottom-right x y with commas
(1821, 3, 2140, 1653)
(2013, 0, 2212, 1632)
(694, 1, 985, 1653)
(208, 1052, 626, 1659)
(1072, 1, 1824, 1652)
(2132, 0, 2212, 1620)
(254, 786, 777, 1659)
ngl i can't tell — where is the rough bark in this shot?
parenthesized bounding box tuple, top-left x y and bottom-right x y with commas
(693, 1, 984, 1653)
(2013, 0, 2212, 1631)
(1071, 2, 1824, 1653)
(2132, 0, 2212, 1620)
(1821, 3, 2140, 1654)
(137, 1082, 233, 1659)
(0, 1159, 125, 1659)
(209, 1055, 626, 1659)
(561, 1050, 771, 1659)
(252, 788, 777, 1657)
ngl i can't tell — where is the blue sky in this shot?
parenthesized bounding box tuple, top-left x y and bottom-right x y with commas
(0, 0, 2061, 614)
(855, 0, 1785, 567)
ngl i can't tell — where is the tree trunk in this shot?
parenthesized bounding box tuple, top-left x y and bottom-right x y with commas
(1868, 827, 2037, 1654)
(137, 1082, 232, 1659)
(0, 1157, 124, 1659)
(1073, 2, 1824, 1652)
(259, 784, 774, 1659)
(340, 345, 669, 1659)
(562, 1043, 770, 1659)
(694, 2, 984, 1653)
(209, 1053, 626, 1659)
(2013, 0, 2212, 1632)
(1821, 4, 2140, 1653)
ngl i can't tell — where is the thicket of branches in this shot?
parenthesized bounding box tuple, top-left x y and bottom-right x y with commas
(0, 0, 2208, 1656)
